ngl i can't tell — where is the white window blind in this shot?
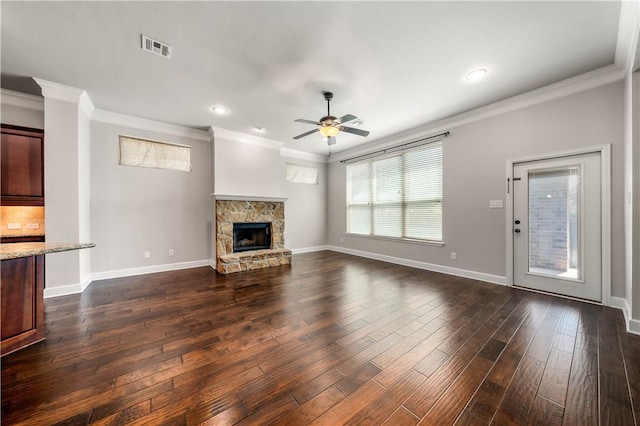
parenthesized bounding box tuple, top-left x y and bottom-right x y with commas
(286, 163, 318, 184)
(346, 141, 442, 242)
(119, 136, 191, 172)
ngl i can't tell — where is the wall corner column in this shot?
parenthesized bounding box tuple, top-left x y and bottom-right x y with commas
(34, 78, 94, 294)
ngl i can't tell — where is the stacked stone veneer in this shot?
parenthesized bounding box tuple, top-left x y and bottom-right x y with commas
(216, 200, 291, 274)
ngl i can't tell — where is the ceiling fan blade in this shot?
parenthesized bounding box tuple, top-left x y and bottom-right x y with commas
(341, 126, 370, 137)
(338, 114, 357, 124)
(294, 118, 320, 125)
(293, 128, 319, 140)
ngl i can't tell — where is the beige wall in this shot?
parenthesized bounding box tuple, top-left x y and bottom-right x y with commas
(327, 81, 626, 297)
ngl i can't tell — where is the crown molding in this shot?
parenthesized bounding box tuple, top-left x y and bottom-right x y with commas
(92, 109, 211, 141)
(280, 147, 327, 163)
(211, 126, 284, 151)
(32, 78, 95, 118)
(78, 91, 95, 118)
(329, 65, 625, 163)
(615, 0, 640, 72)
(33, 78, 85, 103)
(0, 89, 44, 111)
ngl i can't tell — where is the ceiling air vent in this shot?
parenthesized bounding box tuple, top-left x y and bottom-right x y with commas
(141, 35, 172, 59)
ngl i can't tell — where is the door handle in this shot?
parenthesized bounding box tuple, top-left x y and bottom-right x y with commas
(514, 229, 521, 233)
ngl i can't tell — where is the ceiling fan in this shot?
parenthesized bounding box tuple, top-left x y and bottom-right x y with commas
(293, 92, 369, 145)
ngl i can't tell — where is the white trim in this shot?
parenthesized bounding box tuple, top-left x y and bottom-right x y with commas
(614, 0, 640, 72)
(291, 245, 330, 254)
(44, 280, 91, 299)
(0, 89, 44, 111)
(211, 193, 288, 202)
(505, 144, 612, 304)
(33, 78, 86, 103)
(90, 259, 213, 282)
(78, 91, 95, 118)
(610, 296, 640, 336)
(327, 245, 507, 286)
(330, 65, 623, 163)
(43, 260, 214, 298)
(212, 126, 283, 151)
(92, 109, 210, 141)
(281, 147, 327, 163)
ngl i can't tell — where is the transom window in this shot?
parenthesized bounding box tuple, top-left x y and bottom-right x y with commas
(346, 141, 443, 242)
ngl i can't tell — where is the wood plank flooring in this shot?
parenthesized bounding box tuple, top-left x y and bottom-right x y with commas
(2, 251, 639, 425)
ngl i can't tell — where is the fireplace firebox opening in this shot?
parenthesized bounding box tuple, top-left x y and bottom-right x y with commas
(233, 222, 271, 253)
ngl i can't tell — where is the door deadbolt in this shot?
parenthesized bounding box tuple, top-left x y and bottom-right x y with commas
(514, 220, 521, 225)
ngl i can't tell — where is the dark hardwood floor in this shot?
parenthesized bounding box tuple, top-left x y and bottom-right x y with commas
(2, 251, 639, 425)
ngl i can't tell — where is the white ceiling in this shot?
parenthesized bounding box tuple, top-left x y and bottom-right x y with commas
(1, 1, 624, 156)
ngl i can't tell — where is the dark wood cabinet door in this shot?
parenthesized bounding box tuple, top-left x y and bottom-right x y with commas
(1, 125, 44, 206)
(1, 255, 45, 355)
(1, 257, 35, 340)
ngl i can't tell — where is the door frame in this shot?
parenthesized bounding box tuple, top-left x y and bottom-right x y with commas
(505, 144, 611, 305)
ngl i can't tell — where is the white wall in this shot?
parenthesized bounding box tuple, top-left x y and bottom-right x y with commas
(213, 132, 328, 252)
(328, 81, 626, 297)
(281, 156, 327, 250)
(631, 70, 640, 325)
(90, 120, 213, 273)
(214, 135, 283, 197)
(0, 89, 44, 129)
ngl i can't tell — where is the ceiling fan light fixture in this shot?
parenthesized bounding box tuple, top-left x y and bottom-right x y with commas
(319, 125, 340, 138)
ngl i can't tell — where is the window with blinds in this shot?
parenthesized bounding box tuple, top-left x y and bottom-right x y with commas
(346, 141, 443, 242)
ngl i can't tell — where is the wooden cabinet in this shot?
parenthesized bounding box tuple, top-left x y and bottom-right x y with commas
(1, 255, 45, 356)
(1, 124, 44, 206)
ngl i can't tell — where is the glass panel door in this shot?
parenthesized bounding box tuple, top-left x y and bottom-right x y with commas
(527, 166, 580, 280)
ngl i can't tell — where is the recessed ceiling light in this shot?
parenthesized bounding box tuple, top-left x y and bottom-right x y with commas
(465, 68, 487, 81)
(253, 126, 266, 133)
(211, 106, 228, 114)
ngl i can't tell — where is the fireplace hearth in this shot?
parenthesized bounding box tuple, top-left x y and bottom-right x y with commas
(214, 197, 291, 274)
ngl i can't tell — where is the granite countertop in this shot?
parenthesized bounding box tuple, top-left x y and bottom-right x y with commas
(0, 242, 95, 260)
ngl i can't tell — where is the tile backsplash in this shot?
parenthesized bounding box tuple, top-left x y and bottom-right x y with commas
(1, 206, 45, 236)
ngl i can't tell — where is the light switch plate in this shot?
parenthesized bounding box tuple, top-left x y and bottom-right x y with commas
(489, 200, 503, 209)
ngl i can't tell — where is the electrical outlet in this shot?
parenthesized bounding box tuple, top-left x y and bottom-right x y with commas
(451, 252, 457, 260)
(340, 237, 344, 243)
(26, 223, 40, 229)
(168, 249, 175, 256)
(7, 223, 21, 229)
(144, 251, 151, 259)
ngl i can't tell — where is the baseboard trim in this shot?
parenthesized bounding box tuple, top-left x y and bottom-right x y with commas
(610, 296, 640, 335)
(326, 245, 508, 286)
(291, 245, 330, 254)
(91, 259, 214, 282)
(44, 280, 90, 299)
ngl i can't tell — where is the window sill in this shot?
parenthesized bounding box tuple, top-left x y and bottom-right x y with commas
(344, 233, 445, 247)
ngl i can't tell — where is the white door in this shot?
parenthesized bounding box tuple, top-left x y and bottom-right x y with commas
(512, 152, 602, 302)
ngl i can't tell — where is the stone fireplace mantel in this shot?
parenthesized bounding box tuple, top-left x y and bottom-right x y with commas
(211, 193, 289, 203)
(214, 197, 291, 274)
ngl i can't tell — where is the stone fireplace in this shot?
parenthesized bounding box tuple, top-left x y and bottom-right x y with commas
(214, 195, 291, 274)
